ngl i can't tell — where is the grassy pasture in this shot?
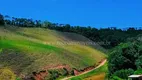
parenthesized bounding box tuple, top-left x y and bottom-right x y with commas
(0, 26, 106, 76)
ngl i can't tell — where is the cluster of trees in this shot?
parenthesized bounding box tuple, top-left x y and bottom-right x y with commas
(0, 14, 41, 27)
(0, 14, 4, 25)
(0, 13, 142, 49)
(108, 36, 142, 79)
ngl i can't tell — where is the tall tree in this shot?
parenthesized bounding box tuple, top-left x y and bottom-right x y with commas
(0, 14, 4, 25)
(4, 15, 11, 25)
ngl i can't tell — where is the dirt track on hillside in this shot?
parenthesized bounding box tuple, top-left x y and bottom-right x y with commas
(61, 59, 107, 80)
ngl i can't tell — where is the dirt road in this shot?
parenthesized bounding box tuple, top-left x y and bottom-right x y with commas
(61, 59, 107, 80)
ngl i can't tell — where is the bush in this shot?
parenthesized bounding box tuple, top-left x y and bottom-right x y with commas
(70, 69, 75, 76)
(16, 77, 22, 80)
(134, 69, 142, 75)
(111, 76, 122, 80)
(48, 70, 60, 80)
(135, 56, 142, 69)
(62, 68, 69, 76)
(112, 69, 134, 79)
(0, 68, 16, 80)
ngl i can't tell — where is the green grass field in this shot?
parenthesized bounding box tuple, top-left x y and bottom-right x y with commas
(0, 26, 106, 76)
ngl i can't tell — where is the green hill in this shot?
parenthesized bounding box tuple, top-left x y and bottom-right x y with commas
(0, 26, 106, 77)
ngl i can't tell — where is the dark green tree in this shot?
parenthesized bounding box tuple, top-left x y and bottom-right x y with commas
(0, 14, 4, 25)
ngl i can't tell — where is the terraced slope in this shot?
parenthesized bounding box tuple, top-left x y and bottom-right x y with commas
(0, 26, 106, 76)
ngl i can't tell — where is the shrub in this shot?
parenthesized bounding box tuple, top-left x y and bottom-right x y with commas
(111, 76, 122, 80)
(16, 77, 22, 80)
(135, 56, 142, 69)
(112, 69, 134, 79)
(70, 69, 75, 76)
(48, 70, 60, 80)
(134, 69, 142, 75)
(62, 68, 69, 76)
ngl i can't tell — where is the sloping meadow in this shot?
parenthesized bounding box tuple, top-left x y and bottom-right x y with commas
(0, 27, 106, 76)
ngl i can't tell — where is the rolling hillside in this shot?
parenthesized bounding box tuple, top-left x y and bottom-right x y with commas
(0, 26, 106, 77)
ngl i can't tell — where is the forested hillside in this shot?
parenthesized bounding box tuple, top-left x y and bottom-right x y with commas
(108, 35, 142, 79)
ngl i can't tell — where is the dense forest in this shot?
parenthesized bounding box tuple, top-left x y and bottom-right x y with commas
(0, 13, 142, 49)
(108, 36, 142, 79)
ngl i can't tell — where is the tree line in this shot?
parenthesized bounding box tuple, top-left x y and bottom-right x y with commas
(0, 14, 41, 27)
(0, 13, 142, 49)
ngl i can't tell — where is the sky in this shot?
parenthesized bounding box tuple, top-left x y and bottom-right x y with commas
(0, 0, 142, 28)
